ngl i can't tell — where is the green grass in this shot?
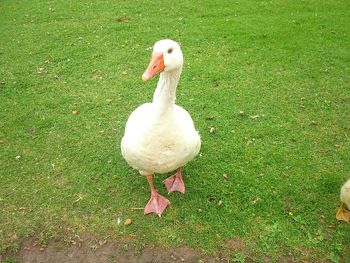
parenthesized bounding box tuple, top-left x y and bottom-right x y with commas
(1, 0, 350, 261)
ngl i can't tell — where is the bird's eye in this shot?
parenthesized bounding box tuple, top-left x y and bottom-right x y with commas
(167, 48, 173, 54)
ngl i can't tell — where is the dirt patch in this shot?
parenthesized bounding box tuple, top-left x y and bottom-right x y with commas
(2, 237, 228, 263)
(2, 236, 301, 263)
(225, 238, 247, 254)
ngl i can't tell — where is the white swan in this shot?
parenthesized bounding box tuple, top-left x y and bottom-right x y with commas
(121, 39, 201, 216)
(336, 178, 350, 223)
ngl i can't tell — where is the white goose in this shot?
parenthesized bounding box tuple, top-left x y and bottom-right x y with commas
(336, 178, 350, 223)
(121, 39, 201, 216)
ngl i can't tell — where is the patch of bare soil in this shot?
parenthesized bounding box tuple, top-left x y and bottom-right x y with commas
(2, 236, 300, 263)
(2, 237, 228, 263)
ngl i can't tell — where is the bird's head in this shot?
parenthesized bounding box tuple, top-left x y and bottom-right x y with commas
(142, 39, 183, 81)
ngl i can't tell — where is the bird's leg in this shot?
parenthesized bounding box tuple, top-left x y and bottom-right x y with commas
(144, 175, 170, 217)
(163, 167, 186, 194)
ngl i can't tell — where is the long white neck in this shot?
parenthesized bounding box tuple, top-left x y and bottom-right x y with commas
(152, 67, 182, 113)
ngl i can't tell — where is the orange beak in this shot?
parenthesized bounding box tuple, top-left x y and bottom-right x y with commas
(142, 52, 165, 81)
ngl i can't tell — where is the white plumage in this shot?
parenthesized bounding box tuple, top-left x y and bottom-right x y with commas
(121, 39, 200, 176)
(336, 178, 350, 223)
(340, 179, 350, 209)
(121, 103, 200, 175)
(120, 39, 201, 216)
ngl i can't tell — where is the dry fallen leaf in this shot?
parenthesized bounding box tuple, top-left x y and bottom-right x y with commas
(92, 74, 102, 80)
(247, 140, 253, 145)
(250, 115, 259, 120)
(90, 244, 97, 250)
(239, 110, 245, 116)
(73, 196, 82, 204)
(106, 98, 112, 103)
(217, 200, 223, 206)
(209, 127, 215, 133)
(125, 218, 132, 226)
(117, 18, 129, 23)
(99, 240, 107, 246)
(0, 140, 4, 144)
(24, 247, 31, 252)
(72, 110, 79, 115)
(223, 174, 228, 180)
(37, 67, 47, 74)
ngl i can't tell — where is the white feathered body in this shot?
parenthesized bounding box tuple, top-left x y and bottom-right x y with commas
(121, 102, 201, 175)
(121, 39, 200, 176)
(340, 179, 350, 209)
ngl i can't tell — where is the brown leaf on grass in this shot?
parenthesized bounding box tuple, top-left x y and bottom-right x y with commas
(217, 200, 223, 206)
(72, 110, 79, 115)
(106, 98, 112, 103)
(206, 115, 216, 120)
(117, 18, 129, 23)
(0, 140, 4, 144)
(208, 195, 215, 201)
(124, 218, 132, 226)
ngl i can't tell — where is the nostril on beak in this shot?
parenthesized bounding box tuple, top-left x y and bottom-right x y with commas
(152, 65, 156, 70)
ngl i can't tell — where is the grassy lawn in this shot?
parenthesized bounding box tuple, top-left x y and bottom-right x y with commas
(1, 0, 350, 261)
